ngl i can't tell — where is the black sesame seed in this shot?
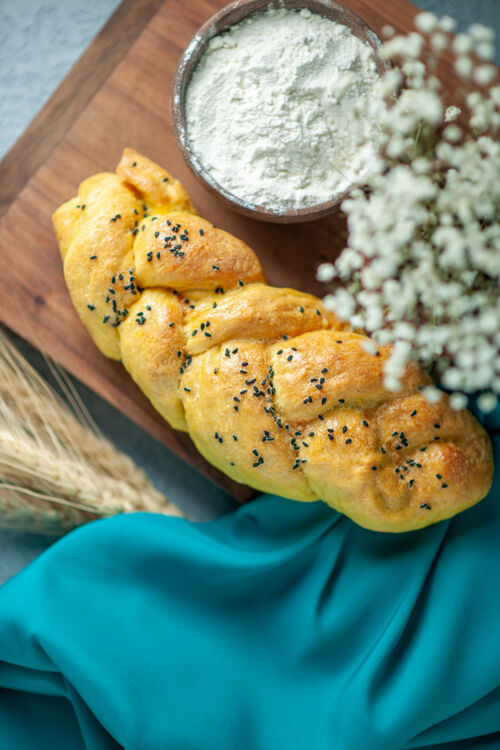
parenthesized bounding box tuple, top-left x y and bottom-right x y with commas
(410, 410, 417, 417)
(342, 426, 348, 434)
(441, 483, 448, 488)
(345, 438, 352, 444)
(87, 304, 95, 310)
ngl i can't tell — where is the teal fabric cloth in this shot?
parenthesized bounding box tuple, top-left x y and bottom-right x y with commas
(0, 408, 498, 749)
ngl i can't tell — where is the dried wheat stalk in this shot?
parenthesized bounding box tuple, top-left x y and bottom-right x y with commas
(0, 329, 183, 534)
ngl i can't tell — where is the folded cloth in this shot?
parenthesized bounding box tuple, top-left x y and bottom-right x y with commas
(0, 408, 499, 750)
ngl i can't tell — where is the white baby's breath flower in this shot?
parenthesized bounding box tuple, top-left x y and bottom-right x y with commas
(455, 56, 473, 79)
(430, 32, 448, 52)
(468, 23, 495, 43)
(362, 339, 377, 355)
(322, 294, 338, 312)
(384, 375, 403, 392)
(453, 34, 473, 55)
(316, 263, 335, 283)
(475, 41, 495, 60)
(382, 25, 395, 37)
(380, 69, 403, 97)
(386, 136, 406, 158)
(320, 18, 499, 403)
(477, 393, 498, 413)
(450, 392, 468, 410)
(438, 16, 456, 33)
(445, 105, 461, 122)
(423, 386, 443, 404)
(415, 12, 438, 33)
(444, 125, 462, 143)
(473, 65, 497, 86)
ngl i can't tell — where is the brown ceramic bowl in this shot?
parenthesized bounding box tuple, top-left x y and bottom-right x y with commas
(171, 0, 386, 223)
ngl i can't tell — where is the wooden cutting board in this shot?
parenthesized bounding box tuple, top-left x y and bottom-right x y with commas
(0, 0, 457, 500)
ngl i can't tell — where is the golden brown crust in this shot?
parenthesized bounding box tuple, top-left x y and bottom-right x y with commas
(183, 284, 349, 357)
(133, 212, 265, 293)
(53, 148, 494, 533)
(116, 147, 196, 215)
(119, 289, 187, 432)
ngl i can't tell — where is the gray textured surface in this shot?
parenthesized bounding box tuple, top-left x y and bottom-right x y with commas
(0, 0, 122, 158)
(0, 0, 499, 582)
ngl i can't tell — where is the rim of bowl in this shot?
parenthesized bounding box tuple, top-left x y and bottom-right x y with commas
(171, 0, 387, 224)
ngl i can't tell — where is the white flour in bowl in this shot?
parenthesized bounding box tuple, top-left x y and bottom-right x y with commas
(185, 7, 381, 213)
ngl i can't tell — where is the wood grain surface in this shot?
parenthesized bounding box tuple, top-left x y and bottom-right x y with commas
(0, 0, 461, 500)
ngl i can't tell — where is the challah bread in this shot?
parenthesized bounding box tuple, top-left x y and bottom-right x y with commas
(53, 148, 493, 533)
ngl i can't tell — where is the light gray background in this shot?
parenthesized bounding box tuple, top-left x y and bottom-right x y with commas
(0, 0, 499, 583)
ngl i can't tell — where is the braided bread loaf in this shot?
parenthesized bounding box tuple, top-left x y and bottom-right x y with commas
(53, 148, 493, 533)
